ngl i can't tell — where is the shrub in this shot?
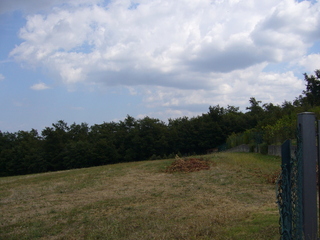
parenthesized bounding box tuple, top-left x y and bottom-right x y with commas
(249, 144, 256, 152)
(260, 143, 268, 155)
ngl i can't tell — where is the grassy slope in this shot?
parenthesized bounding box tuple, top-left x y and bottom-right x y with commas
(0, 152, 281, 240)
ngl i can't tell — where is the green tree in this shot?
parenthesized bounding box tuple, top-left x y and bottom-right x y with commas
(115, 115, 139, 162)
(136, 117, 168, 160)
(245, 97, 265, 128)
(303, 70, 320, 107)
(221, 105, 248, 134)
(168, 117, 198, 155)
(0, 130, 44, 176)
(0, 132, 17, 176)
(41, 120, 70, 171)
(198, 106, 226, 151)
(68, 122, 89, 142)
(90, 122, 120, 164)
(262, 114, 296, 145)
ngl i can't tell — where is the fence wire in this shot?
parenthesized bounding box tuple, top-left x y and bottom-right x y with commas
(277, 125, 303, 240)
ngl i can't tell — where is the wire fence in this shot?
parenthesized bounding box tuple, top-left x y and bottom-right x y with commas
(277, 125, 303, 240)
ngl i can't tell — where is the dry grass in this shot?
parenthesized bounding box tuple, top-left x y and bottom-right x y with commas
(0, 152, 281, 239)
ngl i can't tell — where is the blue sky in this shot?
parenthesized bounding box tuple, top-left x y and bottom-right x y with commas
(0, 0, 320, 133)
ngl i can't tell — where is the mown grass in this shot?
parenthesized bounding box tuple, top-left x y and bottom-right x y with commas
(0, 152, 281, 239)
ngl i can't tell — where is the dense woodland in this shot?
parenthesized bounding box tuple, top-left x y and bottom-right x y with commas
(1, 70, 320, 177)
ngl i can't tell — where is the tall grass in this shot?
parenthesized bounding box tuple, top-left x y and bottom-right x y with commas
(0, 152, 280, 240)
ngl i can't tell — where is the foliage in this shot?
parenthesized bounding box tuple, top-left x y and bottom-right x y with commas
(259, 143, 269, 155)
(262, 114, 296, 145)
(1, 69, 320, 176)
(303, 70, 320, 107)
(226, 129, 263, 149)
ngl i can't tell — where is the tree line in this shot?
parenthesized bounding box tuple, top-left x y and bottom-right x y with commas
(0, 106, 252, 176)
(1, 70, 320, 177)
(227, 70, 320, 148)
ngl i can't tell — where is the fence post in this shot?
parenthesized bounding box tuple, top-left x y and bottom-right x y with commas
(280, 139, 292, 238)
(298, 112, 318, 240)
(318, 120, 320, 238)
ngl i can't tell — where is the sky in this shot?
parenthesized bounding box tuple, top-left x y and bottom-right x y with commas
(0, 0, 320, 133)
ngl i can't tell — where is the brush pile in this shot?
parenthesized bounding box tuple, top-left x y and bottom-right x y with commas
(165, 155, 211, 173)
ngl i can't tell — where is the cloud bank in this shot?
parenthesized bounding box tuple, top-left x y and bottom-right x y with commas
(6, 0, 320, 115)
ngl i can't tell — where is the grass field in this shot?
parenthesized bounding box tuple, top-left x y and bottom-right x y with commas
(0, 152, 281, 240)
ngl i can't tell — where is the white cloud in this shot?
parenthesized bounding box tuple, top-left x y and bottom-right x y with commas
(250, 0, 320, 62)
(140, 64, 304, 113)
(137, 108, 197, 122)
(127, 86, 138, 95)
(7, 0, 320, 113)
(299, 54, 320, 72)
(0, 74, 4, 81)
(30, 82, 50, 90)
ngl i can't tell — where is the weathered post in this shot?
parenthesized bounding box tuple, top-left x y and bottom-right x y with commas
(318, 120, 320, 237)
(298, 112, 318, 240)
(280, 139, 292, 238)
